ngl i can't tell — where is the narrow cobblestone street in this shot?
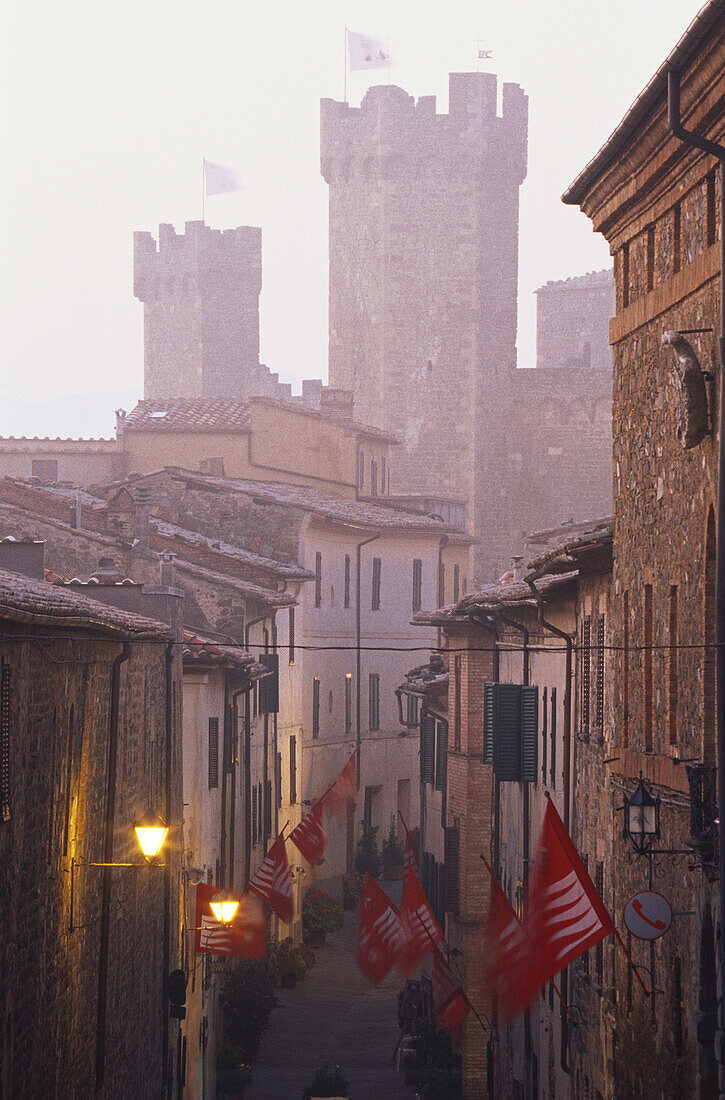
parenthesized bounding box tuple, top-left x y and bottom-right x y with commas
(247, 883, 416, 1100)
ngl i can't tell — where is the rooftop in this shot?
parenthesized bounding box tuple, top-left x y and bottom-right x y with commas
(535, 269, 613, 292)
(182, 629, 265, 674)
(415, 571, 578, 626)
(528, 520, 614, 576)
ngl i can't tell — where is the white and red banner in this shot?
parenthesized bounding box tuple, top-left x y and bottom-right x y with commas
(480, 862, 533, 1019)
(398, 866, 444, 976)
(194, 884, 266, 958)
(357, 873, 405, 985)
(248, 833, 294, 923)
(433, 945, 471, 1032)
(289, 801, 326, 864)
(326, 748, 358, 810)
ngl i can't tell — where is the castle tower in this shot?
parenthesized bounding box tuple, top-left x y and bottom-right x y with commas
(133, 221, 264, 400)
(321, 74, 528, 571)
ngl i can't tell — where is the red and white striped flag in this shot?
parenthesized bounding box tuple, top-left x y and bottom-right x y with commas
(248, 833, 294, 924)
(526, 798, 614, 987)
(194, 885, 266, 958)
(289, 801, 326, 864)
(480, 861, 535, 1018)
(399, 814, 418, 876)
(397, 866, 444, 976)
(357, 874, 405, 985)
(433, 945, 471, 1032)
(326, 748, 358, 810)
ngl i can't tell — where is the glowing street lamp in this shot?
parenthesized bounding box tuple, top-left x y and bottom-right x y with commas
(623, 776, 661, 856)
(134, 812, 169, 862)
(209, 891, 240, 926)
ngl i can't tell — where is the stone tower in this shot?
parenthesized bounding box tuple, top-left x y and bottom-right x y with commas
(133, 221, 269, 400)
(321, 74, 529, 572)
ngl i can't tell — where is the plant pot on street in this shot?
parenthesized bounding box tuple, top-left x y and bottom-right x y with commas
(383, 863, 404, 881)
(304, 930, 326, 948)
(280, 973, 297, 989)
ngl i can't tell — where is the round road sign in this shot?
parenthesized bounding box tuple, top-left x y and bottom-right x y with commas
(623, 891, 672, 941)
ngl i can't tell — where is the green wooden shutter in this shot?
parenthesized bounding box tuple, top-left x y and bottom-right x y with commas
(495, 684, 522, 781)
(520, 685, 539, 783)
(421, 715, 436, 784)
(483, 683, 496, 764)
(444, 826, 459, 913)
(435, 719, 448, 792)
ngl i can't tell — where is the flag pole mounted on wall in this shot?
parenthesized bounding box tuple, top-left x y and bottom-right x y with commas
(344, 26, 347, 103)
(202, 157, 206, 225)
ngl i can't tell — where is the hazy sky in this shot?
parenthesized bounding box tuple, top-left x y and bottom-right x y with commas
(1, 0, 704, 437)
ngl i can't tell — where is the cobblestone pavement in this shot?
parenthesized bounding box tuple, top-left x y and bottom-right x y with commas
(246, 881, 416, 1100)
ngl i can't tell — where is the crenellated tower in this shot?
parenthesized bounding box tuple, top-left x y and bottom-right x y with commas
(133, 221, 271, 400)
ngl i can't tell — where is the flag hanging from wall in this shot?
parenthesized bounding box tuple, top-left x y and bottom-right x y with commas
(398, 865, 445, 976)
(194, 884, 266, 958)
(357, 874, 405, 985)
(248, 833, 294, 923)
(204, 159, 242, 197)
(326, 747, 359, 809)
(432, 945, 471, 1032)
(480, 861, 535, 1018)
(347, 29, 391, 71)
(289, 800, 326, 863)
(526, 797, 614, 988)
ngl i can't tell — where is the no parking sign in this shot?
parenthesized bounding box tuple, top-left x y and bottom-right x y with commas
(623, 891, 672, 940)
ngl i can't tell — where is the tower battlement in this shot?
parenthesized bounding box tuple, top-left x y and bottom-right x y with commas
(133, 221, 261, 301)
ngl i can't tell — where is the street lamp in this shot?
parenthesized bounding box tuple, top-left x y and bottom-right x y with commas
(623, 775, 661, 855)
(134, 812, 170, 862)
(209, 890, 240, 926)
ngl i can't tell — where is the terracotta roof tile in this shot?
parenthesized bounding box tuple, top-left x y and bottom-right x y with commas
(125, 399, 252, 431)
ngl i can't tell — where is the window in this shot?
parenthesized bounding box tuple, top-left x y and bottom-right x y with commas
(381, 456, 386, 494)
(406, 693, 419, 728)
(369, 673, 380, 731)
(435, 719, 448, 792)
(581, 617, 591, 735)
(453, 564, 460, 604)
(444, 826, 459, 913)
(288, 608, 295, 665)
(371, 460, 378, 497)
(453, 656, 462, 751)
(0, 663, 11, 824)
(208, 718, 219, 789)
(358, 452, 364, 491)
(372, 557, 381, 611)
(289, 736, 297, 804)
(668, 586, 678, 746)
(623, 591, 630, 747)
(252, 785, 258, 844)
(312, 678, 320, 739)
(345, 674, 352, 737)
(412, 559, 423, 613)
(421, 715, 435, 784)
(644, 585, 653, 752)
(31, 459, 58, 481)
(315, 552, 322, 608)
(344, 555, 351, 608)
(595, 615, 605, 731)
(438, 562, 445, 608)
(541, 686, 548, 783)
(550, 687, 557, 787)
(483, 683, 538, 782)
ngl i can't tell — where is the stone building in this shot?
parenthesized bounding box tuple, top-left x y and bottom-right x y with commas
(321, 75, 613, 582)
(561, 4, 725, 1095)
(0, 565, 184, 1099)
(535, 269, 614, 371)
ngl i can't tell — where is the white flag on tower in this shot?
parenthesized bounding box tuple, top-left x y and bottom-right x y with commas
(204, 160, 242, 197)
(347, 29, 391, 71)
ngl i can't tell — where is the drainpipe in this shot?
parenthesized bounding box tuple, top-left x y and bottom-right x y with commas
(162, 640, 174, 1100)
(230, 680, 254, 891)
(526, 576, 573, 1075)
(498, 612, 531, 1068)
(356, 534, 380, 787)
(95, 640, 131, 1094)
(668, 69, 725, 1096)
(470, 612, 501, 873)
(243, 609, 270, 881)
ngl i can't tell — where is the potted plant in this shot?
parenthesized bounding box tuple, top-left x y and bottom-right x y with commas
(269, 937, 308, 988)
(302, 887, 344, 947)
(354, 819, 381, 879)
(302, 1061, 350, 1100)
(219, 958, 277, 1064)
(342, 871, 363, 910)
(381, 821, 405, 880)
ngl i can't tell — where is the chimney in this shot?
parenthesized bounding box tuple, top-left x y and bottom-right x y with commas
(512, 555, 524, 583)
(134, 483, 151, 548)
(159, 551, 175, 587)
(320, 387, 354, 421)
(69, 494, 82, 530)
(93, 557, 122, 584)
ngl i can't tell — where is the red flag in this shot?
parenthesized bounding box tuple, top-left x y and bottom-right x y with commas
(433, 946, 471, 1032)
(194, 885, 266, 958)
(481, 865, 535, 1019)
(326, 748, 358, 809)
(248, 833, 294, 923)
(398, 866, 444, 975)
(399, 814, 418, 876)
(357, 874, 405, 985)
(526, 798, 614, 987)
(289, 801, 326, 863)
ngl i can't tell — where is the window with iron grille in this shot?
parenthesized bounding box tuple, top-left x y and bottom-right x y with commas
(372, 557, 382, 611)
(208, 718, 219, 789)
(369, 673, 380, 731)
(483, 683, 538, 782)
(289, 736, 297, 804)
(312, 678, 320, 739)
(412, 559, 423, 613)
(0, 663, 11, 823)
(344, 555, 351, 608)
(315, 552, 322, 608)
(581, 617, 591, 735)
(595, 616, 605, 731)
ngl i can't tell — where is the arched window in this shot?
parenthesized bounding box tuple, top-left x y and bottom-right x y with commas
(704, 507, 716, 764)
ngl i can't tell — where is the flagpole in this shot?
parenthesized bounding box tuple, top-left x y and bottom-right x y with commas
(418, 915, 492, 1035)
(202, 157, 205, 225)
(612, 925, 650, 995)
(344, 26, 347, 102)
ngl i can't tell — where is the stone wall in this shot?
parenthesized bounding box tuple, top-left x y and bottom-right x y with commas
(535, 270, 614, 371)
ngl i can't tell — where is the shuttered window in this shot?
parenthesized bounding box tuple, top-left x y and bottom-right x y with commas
(369, 673, 380, 731)
(257, 781, 263, 838)
(289, 736, 297, 805)
(541, 687, 548, 783)
(277, 753, 282, 808)
(315, 552, 322, 607)
(371, 461, 378, 497)
(288, 608, 295, 665)
(0, 663, 11, 824)
(252, 786, 258, 844)
(259, 653, 279, 714)
(421, 715, 436, 784)
(435, 719, 448, 792)
(372, 557, 382, 611)
(344, 555, 351, 608)
(358, 452, 364, 491)
(453, 565, 460, 603)
(550, 687, 557, 787)
(345, 674, 352, 737)
(412, 559, 423, 613)
(444, 826, 459, 913)
(208, 718, 219, 789)
(312, 678, 320, 739)
(483, 683, 538, 782)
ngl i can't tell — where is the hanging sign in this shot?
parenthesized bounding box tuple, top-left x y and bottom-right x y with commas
(623, 891, 672, 941)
